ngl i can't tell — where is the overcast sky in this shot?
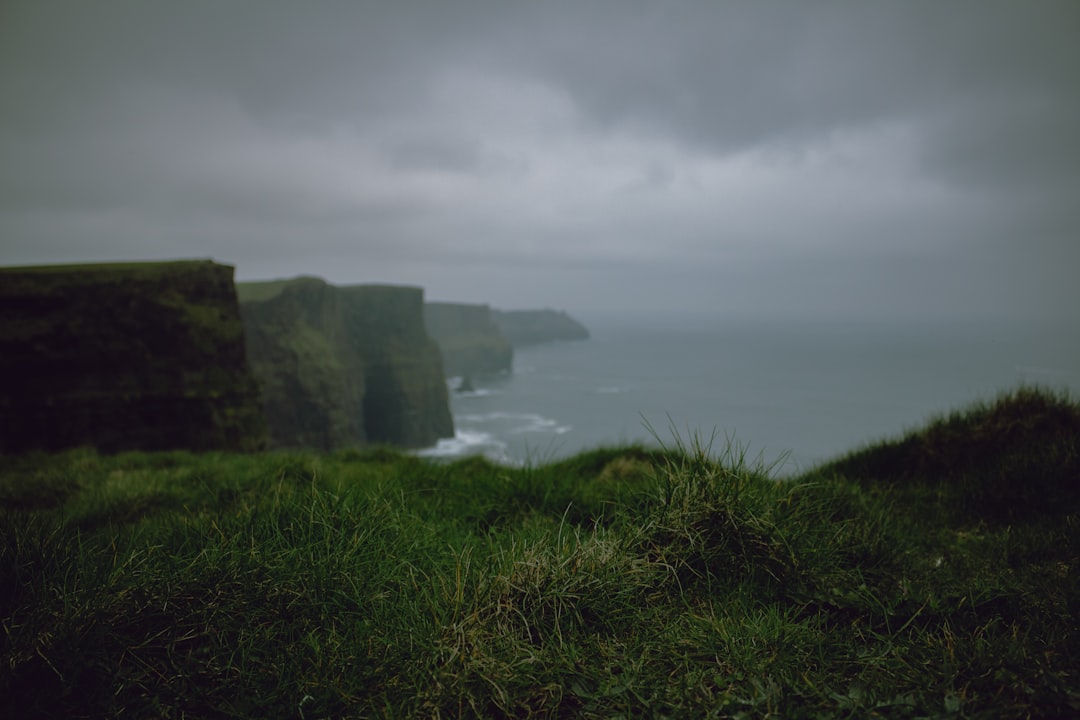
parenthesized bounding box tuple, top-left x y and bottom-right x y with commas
(2, 1, 1078, 323)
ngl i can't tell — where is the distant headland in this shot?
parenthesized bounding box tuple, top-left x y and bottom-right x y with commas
(492, 308, 591, 346)
(423, 303, 590, 379)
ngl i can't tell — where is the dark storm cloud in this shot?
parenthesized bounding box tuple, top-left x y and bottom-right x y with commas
(1, 1, 1077, 320)
(497, 2, 1080, 193)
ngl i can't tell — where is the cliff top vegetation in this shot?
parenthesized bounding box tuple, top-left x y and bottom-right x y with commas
(1, 387, 1076, 717)
(236, 276, 328, 303)
(0, 259, 228, 287)
(237, 277, 429, 304)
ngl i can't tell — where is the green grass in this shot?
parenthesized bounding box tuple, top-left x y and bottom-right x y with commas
(2, 387, 1078, 718)
(0, 258, 218, 274)
(235, 277, 323, 303)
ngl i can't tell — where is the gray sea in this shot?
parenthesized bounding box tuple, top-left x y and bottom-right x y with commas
(418, 316, 1080, 475)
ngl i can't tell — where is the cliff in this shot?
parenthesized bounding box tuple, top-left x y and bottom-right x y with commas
(238, 278, 453, 450)
(424, 302, 513, 377)
(0, 260, 267, 453)
(491, 309, 590, 346)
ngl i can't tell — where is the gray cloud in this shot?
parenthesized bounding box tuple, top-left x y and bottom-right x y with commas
(1, 0, 1077, 322)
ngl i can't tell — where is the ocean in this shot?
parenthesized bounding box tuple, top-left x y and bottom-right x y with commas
(418, 316, 1080, 475)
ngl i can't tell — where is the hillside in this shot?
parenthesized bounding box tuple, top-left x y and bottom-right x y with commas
(1, 388, 1076, 717)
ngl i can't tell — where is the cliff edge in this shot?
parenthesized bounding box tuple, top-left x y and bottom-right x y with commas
(492, 309, 590, 346)
(0, 260, 267, 453)
(424, 302, 513, 377)
(238, 278, 453, 450)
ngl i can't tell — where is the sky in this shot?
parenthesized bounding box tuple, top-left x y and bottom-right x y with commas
(1, 1, 1078, 324)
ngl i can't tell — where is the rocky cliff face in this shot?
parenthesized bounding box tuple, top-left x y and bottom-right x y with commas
(424, 302, 513, 377)
(238, 278, 453, 450)
(237, 278, 359, 450)
(340, 285, 454, 446)
(0, 260, 267, 453)
(491, 309, 590, 346)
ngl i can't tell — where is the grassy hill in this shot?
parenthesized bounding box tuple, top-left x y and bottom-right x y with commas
(1, 387, 1077, 717)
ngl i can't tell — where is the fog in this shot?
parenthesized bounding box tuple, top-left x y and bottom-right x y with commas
(2, 1, 1078, 325)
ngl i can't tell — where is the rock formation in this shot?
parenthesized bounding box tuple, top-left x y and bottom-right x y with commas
(0, 260, 267, 453)
(491, 309, 590, 346)
(423, 302, 513, 377)
(238, 278, 454, 450)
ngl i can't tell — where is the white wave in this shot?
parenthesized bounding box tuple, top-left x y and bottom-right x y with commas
(455, 388, 501, 398)
(508, 413, 573, 435)
(456, 411, 521, 423)
(455, 411, 572, 436)
(414, 429, 508, 459)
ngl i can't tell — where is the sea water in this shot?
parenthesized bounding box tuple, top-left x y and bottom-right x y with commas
(418, 316, 1080, 474)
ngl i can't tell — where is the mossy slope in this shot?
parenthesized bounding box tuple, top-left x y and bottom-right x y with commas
(817, 386, 1080, 523)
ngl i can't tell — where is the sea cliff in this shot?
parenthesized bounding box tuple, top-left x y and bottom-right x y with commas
(424, 302, 513, 377)
(492, 308, 590, 346)
(0, 260, 267, 453)
(238, 278, 453, 450)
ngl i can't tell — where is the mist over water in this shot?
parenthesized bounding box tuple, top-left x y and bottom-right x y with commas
(420, 316, 1080, 473)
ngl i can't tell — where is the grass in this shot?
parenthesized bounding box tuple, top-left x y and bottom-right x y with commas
(1, 387, 1077, 718)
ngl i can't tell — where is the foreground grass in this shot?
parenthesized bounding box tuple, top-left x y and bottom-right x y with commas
(1, 387, 1077, 718)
